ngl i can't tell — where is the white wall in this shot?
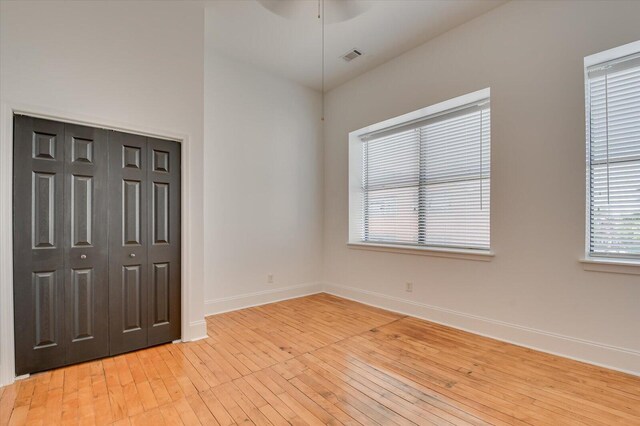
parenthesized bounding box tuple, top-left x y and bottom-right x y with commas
(204, 21, 324, 314)
(0, 1, 207, 386)
(323, 0, 640, 374)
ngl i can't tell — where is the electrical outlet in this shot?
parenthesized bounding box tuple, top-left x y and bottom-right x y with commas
(267, 274, 274, 284)
(405, 282, 413, 292)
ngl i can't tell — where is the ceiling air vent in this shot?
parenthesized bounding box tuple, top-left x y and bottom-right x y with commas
(341, 49, 363, 62)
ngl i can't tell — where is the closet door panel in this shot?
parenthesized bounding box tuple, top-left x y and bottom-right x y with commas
(13, 116, 66, 375)
(109, 132, 149, 355)
(64, 124, 110, 364)
(147, 138, 181, 345)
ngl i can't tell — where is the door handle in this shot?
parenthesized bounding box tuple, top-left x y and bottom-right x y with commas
(80, 254, 87, 260)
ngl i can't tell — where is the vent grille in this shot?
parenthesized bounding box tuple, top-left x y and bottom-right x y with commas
(341, 49, 363, 62)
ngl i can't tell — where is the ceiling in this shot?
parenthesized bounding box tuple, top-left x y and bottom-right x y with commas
(206, 0, 506, 92)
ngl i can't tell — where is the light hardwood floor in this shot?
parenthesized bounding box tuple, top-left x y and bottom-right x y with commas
(1, 293, 639, 425)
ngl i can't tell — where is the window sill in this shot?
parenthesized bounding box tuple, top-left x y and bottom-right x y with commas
(347, 242, 494, 261)
(580, 257, 640, 275)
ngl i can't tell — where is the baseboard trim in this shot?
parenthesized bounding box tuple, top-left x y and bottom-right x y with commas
(323, 282, 640, 377)
(205, 282, 323, 317)
(184, 319, 208, 342)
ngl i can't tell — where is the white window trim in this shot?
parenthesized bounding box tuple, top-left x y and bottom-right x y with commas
(347, 242, 494, 261)
(348, 88, 491, 259)
(583, 40, 640, 271)
(579, 257, 640, 276)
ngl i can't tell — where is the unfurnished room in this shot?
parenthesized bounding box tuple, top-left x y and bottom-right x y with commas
(0, 0, 639, 424)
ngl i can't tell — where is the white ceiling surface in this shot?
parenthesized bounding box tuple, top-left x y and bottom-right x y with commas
(206, 0, 506, 92)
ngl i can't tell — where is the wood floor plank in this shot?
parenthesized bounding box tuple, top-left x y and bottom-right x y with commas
(1, 293, 639, 426)
(199, 389, 235, 426)
(210, 383, 251, 425)
(159, 404, 183, 426)
(186, 393, 219, 425)
(243, 373, 306, 425)
(129, 407, 164, 426)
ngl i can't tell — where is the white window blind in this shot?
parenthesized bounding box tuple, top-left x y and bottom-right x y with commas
(587, 52, 640, 258)
(360, 100, 490, 250)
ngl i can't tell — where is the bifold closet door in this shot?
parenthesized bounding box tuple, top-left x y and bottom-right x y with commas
(63, 123, 110, 364)
(108, 132, 181, 355)
(146, 138, 181, 346)
(14, 116, 182, 373)
(13, 116, 109, 375)
(14, 116, 66, 375)
(108, 132, 149, 355)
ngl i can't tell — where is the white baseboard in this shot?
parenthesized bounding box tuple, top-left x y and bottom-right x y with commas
(205, 282, 323, 317)
(323, 282, 640, 377)
(0, 370, 15, 389)
(184, 319, 208, 342)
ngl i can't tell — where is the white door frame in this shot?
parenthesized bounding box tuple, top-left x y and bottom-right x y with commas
(0, 102, 199, 387)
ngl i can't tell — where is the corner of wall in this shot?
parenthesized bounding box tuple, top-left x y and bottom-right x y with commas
(204, 282, 324, 317)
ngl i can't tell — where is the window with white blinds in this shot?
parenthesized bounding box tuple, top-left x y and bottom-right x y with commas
(586, 51, 640, 259)
(359, 98, 490, 251)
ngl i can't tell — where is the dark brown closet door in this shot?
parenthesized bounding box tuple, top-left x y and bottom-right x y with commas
(63, 124, 110, 364)
(13, 116, 66, 375)
(15, 117, 182, 372)
(108, 131, 149, 355)
(147, 138, 181, 346)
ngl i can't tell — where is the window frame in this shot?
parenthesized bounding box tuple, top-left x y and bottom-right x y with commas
(584, 40, 640, 266)
(348, 88, 493, 259)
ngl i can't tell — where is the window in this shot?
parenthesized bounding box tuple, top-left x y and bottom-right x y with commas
(349, 89, 491, 253)
(586, 42, 640, 260)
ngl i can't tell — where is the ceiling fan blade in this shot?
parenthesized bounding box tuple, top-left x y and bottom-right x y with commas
(256, 0, 371, 24)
